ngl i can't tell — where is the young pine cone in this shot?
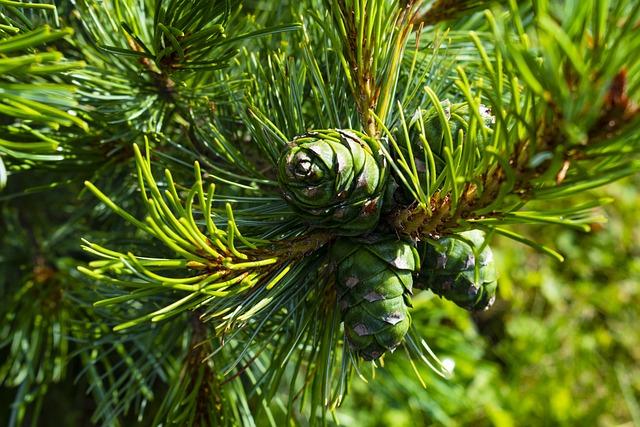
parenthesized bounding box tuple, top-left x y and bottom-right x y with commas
(332, 236, 418, 360)
(416, 230, 498, 311)
(277, 129, 388, 236)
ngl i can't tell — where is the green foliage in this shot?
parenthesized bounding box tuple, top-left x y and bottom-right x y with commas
(0, 188, 90, 426)
(81, 141, 310, 332)
(1, 0, 639, 425)
(386, 0, 640, 245)
(0, 7, 87, 187)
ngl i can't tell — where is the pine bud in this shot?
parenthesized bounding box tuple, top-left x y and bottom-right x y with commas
(277, 129, 388, 236)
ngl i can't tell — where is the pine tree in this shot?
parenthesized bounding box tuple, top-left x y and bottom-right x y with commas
(1, 0, 639, 425)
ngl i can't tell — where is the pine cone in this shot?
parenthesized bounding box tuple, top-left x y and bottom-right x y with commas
(277, 129, 388, 236)
(417, 230, 497, 311)
(332, 236, 417, 360)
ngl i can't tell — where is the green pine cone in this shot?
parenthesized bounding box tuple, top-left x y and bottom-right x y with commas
(277, 129, 388, 235)
(417, 230, 497, 311)
(332, 236, 418, 360)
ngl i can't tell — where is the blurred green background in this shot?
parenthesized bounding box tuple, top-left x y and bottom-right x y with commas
(339, 176, 640, 427)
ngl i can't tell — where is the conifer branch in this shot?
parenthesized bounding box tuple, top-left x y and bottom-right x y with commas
(0, 21, 88, 184)
(80, 141, 332, 331)
(325, 0, 423, 135)
(384, 4, 640, 252)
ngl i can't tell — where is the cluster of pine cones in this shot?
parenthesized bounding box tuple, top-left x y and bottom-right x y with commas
(278, 129, 497, 360)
